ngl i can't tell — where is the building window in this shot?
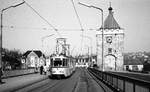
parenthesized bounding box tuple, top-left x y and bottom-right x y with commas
(108, 48, 112, 53)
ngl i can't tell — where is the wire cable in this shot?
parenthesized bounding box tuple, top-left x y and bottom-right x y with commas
(71, 0, 84, 31)
(3, 25, 98, 31)
(23, 0, 62, 37)
(70, 0, 84, 55)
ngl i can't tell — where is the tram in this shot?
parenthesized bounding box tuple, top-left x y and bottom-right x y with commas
(50, 54, 75, 78)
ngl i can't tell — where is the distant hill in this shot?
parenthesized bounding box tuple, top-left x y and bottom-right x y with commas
(124, 52, 150, 65)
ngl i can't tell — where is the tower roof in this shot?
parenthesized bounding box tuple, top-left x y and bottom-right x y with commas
(103, 6, 121, 29)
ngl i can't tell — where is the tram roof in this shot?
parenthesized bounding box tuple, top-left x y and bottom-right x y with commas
(51, 54, 69, 59)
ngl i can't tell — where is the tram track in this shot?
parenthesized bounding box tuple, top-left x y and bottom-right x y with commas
(16, 68, 102, 92)
(41, 79, 66, 92)
(15, 78, 60, 92)
(71, 78, 79, 92)
(20, 68, 80, 92)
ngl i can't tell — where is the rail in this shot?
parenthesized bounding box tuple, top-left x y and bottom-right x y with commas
(88, 68, 150, 92)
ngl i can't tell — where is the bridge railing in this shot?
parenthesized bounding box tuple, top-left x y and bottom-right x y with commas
(88, 68, 150, 92)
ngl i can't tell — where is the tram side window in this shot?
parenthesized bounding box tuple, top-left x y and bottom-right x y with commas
(63, 59, 68, 66)
(51, 59, 53, 66)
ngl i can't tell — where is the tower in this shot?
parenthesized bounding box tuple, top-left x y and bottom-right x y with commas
(96, 5, 124, 71)
(56, 38, 66, 55)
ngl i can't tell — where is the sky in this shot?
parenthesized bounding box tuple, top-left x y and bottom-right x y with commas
(0, 0, 150, 55)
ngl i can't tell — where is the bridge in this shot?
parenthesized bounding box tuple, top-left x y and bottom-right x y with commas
(0, 1, 149, 92)
(0, 67, 150, 92)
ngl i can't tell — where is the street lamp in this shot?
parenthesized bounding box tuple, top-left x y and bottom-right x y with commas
(0, 1, 25, 68)
(78, 2, 104, 71)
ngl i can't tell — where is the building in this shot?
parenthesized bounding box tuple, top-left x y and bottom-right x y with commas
(96, 6, 124, 71)
(75, 55, 88, 67)
(21, 50, 45, 69)
(124, 59, 143, 71)
(123, 54, 149, 71)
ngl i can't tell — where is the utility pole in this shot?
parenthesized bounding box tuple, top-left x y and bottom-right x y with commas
(79, 2, 104, 71)
(0, 1, 25, 68)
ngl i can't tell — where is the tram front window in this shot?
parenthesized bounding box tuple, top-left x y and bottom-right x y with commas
(54, 60, 62, 67)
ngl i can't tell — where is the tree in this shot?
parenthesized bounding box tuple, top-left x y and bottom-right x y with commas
(2, 48, 22, 70)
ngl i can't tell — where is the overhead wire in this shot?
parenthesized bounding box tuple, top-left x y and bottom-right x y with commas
(22, 0, 62, 37)
(71, 0, 84, 31)
(3, 25, 98, 31)
(70, 0, 84, 55)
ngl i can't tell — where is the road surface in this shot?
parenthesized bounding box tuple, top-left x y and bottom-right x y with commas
(16, 68, 106, 92)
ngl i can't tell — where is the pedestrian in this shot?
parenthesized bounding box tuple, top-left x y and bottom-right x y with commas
(49, 65, 52, 72)
(0, 67, 4, 84)
(43, 65, 47, 75)
(40, 65, 43, 75)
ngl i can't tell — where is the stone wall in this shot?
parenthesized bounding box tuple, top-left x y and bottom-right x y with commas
(2, 69, 38, 78)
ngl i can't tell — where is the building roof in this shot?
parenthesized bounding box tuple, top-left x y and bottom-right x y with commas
(34, 50, 43, 57)
(23, 50, 45, 58)
(124, 56, 145, 65)
(124, 59, 143, 65)
(23, 51, 32, 57)
(103, 6, 121, 29)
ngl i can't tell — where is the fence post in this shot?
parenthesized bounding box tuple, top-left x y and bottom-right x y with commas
(116, 76, 118, 90)
(123, 79, 125, 92)
(133, 83, 135, 92)
(111, 75, 113, 86)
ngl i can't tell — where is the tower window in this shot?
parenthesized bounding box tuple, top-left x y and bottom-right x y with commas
(108, 48, 112, 53)
(106, 36, 112, 44)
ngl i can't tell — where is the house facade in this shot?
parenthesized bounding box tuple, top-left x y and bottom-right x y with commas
(124, 59, 143, 71)
(123, 56, 145, 71)
(21, 50, 45, 69)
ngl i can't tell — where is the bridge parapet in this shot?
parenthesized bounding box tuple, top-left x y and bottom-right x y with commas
(88, 68, 150, 92)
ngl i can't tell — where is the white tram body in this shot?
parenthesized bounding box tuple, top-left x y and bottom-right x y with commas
(50, 54, 75, 77)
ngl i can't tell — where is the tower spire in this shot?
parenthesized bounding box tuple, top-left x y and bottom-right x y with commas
(109, 2, 111, 7)
(102, 3, 121, 29)
(108, 2, 113, 12)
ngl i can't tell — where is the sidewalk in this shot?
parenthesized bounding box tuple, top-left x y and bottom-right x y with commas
(0, 73, 48, 92)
